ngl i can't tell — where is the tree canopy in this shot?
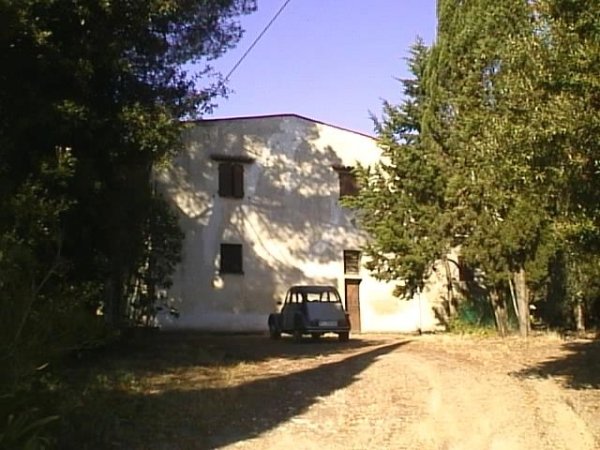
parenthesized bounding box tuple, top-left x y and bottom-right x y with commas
(346, 39, 447, 299)
(0, 1, 255, 446)
(350, 0, 600, 336)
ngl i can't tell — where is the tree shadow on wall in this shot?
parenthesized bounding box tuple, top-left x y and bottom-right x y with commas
(160, 116, 371, 322)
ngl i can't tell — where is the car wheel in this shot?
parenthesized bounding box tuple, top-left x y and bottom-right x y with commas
(293, 328, 303, 342)
(269, 320, 281, 340)
(338, 332, 349, 342)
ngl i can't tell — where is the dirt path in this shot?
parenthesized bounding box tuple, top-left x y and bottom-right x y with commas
(75, 333, 599, 449)
(218, 336, 597, 450)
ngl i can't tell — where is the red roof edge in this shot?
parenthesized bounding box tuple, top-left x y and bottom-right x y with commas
(184, 113, 375, 140)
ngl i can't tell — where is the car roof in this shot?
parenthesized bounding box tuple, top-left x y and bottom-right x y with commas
(289, 285, 338, 293)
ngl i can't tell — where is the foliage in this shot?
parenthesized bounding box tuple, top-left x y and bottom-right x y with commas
(352, 0, 600, 335)
(0, 406, 59, 450)
(126, 194, 184, 326)
(426, 0, 543, 335)
(345, 39, 448, 298)
(426, 0, 599, 333)
(0, 0, 255, 446)
(495, 0, 600, 331)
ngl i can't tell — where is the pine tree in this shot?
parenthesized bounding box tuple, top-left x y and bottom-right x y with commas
(347, 39, 449, 300)
(512, 0, 600, 329)
(427, 0, 600, 333)
(426, 0, 548, 336)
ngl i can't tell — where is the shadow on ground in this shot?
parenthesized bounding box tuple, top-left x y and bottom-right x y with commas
(513, 339, 600, 389)
(59, 333, 408, 449)
(76, 331, 397, 375)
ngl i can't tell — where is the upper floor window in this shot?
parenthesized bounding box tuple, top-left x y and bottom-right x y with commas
(211, 155, 255, 199)
(333, 165, 359, 197)
(218, 162, 244, 198)
(344, 250, 361, 275)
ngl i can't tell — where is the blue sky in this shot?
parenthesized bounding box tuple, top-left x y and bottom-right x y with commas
(207, 1, 437, 136)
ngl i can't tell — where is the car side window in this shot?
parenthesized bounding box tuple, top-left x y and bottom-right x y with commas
(285, 290, 293, 304)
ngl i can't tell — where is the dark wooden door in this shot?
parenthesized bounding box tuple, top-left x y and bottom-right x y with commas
(345, 279, 361, 332)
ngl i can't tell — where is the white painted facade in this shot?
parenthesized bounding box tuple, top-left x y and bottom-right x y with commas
(156, 114, 448, 333)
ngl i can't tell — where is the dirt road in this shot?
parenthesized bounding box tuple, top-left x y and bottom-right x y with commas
(75, 333, 600, 449)
(204, 335, 599, 450)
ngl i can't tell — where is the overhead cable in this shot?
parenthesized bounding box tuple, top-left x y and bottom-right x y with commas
(223, 0, 294, 83)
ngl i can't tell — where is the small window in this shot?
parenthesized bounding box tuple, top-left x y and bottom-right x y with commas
(286, 291, 301, 304)
(344, 250, 361, 275)
(218, 162, 244, 198)
(220, 244, 243, 274)
(334, 166, 359, 197)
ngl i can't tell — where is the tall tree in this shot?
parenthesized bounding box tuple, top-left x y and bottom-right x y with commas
(521, 0, 600, 329)
(347, 39, 449, 302)
(426, 0, 549, 336)
(426, 0, 600, 333)
(0, 1, 255, 443)
(356, 0, 600, 336)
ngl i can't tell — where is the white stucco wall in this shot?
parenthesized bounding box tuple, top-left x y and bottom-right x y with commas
(156, 114, 447, 333)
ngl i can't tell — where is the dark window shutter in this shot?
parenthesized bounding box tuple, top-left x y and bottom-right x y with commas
(220, 244, 243, 274)
(232, 163, 244, 198)
(339, 170, 359, 197)
(219, 163, 232, 197)
(218, 162, 244, 198)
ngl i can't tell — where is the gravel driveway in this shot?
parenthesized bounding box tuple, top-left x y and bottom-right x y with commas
(207, 334, 599, 450)
(77, 332, 600, 450)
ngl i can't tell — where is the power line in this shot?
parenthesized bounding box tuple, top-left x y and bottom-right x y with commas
(223, 0, 294, 83)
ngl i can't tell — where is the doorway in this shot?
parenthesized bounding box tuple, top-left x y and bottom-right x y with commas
(344, 279, 361, 332)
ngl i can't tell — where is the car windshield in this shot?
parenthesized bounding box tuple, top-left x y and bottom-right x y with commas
(303, 289, 341, 303)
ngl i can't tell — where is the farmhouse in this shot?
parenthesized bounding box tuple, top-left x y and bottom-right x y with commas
(156, 114, 452, 332)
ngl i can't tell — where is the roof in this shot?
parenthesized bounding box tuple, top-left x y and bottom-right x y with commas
(189, 113, 375, 140)
(289, 285, 340, 293)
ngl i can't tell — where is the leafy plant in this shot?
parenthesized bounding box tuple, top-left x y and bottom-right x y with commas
(0, 397, 59, 450)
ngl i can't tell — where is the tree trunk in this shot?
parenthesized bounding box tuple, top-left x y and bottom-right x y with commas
(104, 274, 125, 327)
(574, 300, 585, 332)
(513, 268, 530, 337)
(508, 277, 519, 324)
(443, 257, 456, 316)
(490, 288, 509, 337)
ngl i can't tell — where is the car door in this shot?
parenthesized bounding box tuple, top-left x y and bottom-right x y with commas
(281, 289, 301, 331)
